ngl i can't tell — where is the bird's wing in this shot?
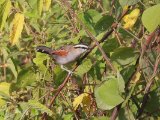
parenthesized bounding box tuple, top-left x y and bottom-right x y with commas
(52, 50, 68, 56)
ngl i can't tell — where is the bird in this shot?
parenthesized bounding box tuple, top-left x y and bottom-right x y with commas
(36, 44, 89, 74)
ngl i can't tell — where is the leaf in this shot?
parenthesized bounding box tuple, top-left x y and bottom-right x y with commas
(0, 0, 11, 31)
(123, 9, 140, 29)
(0, 82, 10, 107)
(142, 4, 160, 32)
(10, 13, 24, 45)
(33, 52, 49, 72)
(0, 0, 5, 5)
(0, 82, 10, 96)
(78, 12, 96, 35)
(119, 0, 140, 7)
(94, 78, 124, 110)
(73, 93, 93, 113)
(111, 47, 139, 70)
(43, 0, 51, 11)
(73, 93, 89, 110)
(120, 65, 135, 83)
(63, 114, 73, 120)
(117, 72, 125, 93)
(28, 100, 53, 116)
(37, 0, 43, 15)
(95, 15, 114, 33)
(131, 72, 141, 83)
(16, 69, 37, 88)
(76, 59, 92, 76)
(86, 9, 102, 24)
(102, 38, 119, 53)
(7, 58, 17, 79)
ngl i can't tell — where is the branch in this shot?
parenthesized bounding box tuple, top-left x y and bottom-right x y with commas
(136, 53, 160, 118)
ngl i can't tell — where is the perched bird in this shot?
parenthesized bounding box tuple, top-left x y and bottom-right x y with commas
(36, 44, 89, 73)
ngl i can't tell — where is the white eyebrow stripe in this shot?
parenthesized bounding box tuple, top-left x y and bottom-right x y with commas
(74, 44, 88, 49)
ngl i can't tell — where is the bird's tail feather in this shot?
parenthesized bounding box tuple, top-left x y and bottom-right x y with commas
(36, 46, 53, 55)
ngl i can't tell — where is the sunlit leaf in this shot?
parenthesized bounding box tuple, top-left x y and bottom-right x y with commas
(95, 78, 124, 110)
(28, 100, 53, 116)
(0, 82, 10, 107)
(0, 82, 10, 96)
(0, 0, 5, 5)
(84, 85, 94, 93)
(123, 9, 140, 29)
(37, 0, 43, 15)
(0, 0, 11, 31)
(10, 13, 24, 45)
(142, 4, 160, 32)
(16, 69, 37, 88)
(33, 52, 49, 72)
(43, 0, 51, 11)
(76, 59, 92, 76)
(78, 12, 96, 35)
(73, 93, 90, 110)
(131, 72, 141, 83)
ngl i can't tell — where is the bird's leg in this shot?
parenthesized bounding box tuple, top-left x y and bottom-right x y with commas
(61, 65, 73, 74)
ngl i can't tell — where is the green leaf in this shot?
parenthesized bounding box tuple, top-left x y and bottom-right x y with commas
(86, 9, 102, 24)
(78, 12, 96, 35)
(63, 113, 73, 120)
(95, 78, 124, 110)
(102, 38, 119, 53)
(92, 116, 109, 120)
(117, 72, 125, 93)
(95, 15, 114, 34)
(7, 58, 17, 79)
(142, 4, 160, 32)
(111, 47, 139, 70)
(0, 0, 11, 31)
(28, 100, 53, 116)
(76, 59, 92, 76)
(102, 0, 110, 11)
(33, 52, 49, 72)
(120, 65, 135, 83)
(16, 69, 36, 88)
(119, 0, 140, 7)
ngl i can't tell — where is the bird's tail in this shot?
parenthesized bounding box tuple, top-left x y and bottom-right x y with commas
(36, 46, 53, 55)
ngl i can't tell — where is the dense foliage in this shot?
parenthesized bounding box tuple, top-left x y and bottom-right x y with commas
(0, 0, 160, 119)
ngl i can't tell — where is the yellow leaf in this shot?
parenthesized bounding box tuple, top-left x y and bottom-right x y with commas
(123, 5, 129, 11)
(73, 93, 89, 110)
(43, 0, 51, 11)
(84, 85, 93, 93)
(82, 94, 95, 114)
(37, 0, 43, 15)
(132, 72, 141, 83)
(10, 13, 24, 46)
(0, 82, 10, 107)
(0, 82, 10, 96)
(0, 0, 11, 31)
(123, 9, 140, 29)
